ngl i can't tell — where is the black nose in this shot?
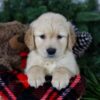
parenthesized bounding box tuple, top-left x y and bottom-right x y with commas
(47, 48, 56, 55)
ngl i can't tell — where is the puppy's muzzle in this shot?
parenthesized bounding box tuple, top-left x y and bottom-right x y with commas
(47, 48, 56, 56)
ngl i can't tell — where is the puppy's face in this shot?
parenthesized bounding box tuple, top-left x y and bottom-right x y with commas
(25, 13, 76, 58)
(34, 24, 69, 58)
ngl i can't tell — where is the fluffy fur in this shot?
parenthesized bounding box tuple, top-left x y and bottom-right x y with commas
(25, 12, 79, 90)
(0, 21, 28, 70)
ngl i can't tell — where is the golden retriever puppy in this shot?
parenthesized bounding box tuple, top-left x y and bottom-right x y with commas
(24, 12, 79, 90)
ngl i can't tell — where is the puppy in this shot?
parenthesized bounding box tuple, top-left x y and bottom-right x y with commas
(24, 12, 79, 90)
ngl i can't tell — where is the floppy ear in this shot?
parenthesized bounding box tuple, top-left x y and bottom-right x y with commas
(9, 35, 27, 51)
(24, 28, 35, 51)
(67, 22, 76, 50)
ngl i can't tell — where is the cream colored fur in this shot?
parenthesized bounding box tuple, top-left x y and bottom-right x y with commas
(24, 12, 79, 90)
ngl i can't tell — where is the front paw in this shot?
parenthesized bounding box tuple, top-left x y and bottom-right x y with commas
(26, 67, 45, 88)
(52, 69, 71, 90)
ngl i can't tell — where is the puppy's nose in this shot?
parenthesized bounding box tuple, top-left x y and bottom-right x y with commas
(47, 48, 56, 55)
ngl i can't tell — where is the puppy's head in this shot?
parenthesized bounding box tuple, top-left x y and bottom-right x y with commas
(25, 12, 76, 58)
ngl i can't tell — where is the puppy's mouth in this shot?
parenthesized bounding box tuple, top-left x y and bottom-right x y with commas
(47, 55, 56, 58)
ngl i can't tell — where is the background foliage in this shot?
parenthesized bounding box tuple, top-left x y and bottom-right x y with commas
(0, 0, 100, 99)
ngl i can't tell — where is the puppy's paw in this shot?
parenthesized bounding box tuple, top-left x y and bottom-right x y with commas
(52, 68, 71, 90)
(26, 67, 45, 88)
(27, 73, 45, 88)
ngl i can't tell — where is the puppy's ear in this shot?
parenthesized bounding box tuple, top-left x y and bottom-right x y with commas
(67, 22, 76, 50)
(24, 28, 35, 51)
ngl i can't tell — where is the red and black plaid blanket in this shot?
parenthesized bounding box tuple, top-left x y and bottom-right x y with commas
(0, 52, 85, 100)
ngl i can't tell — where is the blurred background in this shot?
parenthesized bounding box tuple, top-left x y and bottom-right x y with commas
(0, 0, 100, 99)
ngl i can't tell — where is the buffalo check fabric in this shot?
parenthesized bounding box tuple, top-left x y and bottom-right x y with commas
(0, 52, 85, 100)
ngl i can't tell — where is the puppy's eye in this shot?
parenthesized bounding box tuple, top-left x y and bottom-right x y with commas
(40, 35, 45, 39)
(57, 35, 63, 39)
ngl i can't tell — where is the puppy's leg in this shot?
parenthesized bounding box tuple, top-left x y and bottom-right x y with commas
(52, 67, 72, 90)
(26, 66, 46, 88)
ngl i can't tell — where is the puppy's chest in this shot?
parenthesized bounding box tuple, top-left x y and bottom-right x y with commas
(43, 60, 57, 74)
(41, 58, 67, 74)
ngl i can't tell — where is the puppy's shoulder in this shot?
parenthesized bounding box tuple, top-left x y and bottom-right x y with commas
(57, 51, 79, 75)
(60, 51, 76, 61)
(25, 51, 42, 72)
